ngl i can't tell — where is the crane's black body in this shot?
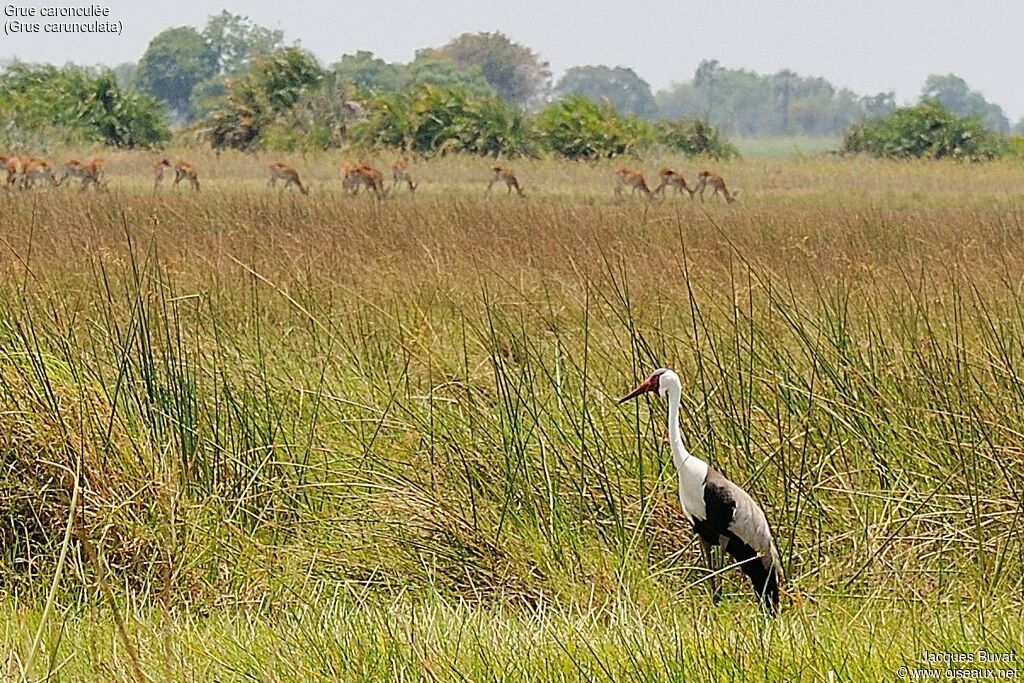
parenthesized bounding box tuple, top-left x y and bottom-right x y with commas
(692, 469, 781, 613)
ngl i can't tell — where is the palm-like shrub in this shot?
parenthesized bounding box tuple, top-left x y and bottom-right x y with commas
(535, 96, 653, 160)
(843, 102, 1007, 161)
(0, 62, 169, 148)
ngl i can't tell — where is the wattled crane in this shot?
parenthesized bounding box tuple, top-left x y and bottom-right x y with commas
(619, 368, 783, 614)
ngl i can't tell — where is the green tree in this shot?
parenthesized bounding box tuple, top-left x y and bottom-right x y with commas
(656, 63, 868, 136)
(0, 62, 169, 148)
(273, 71, 364, 151)
(655, 118, 738, 159)
(202, 11, 284, 75)
(111, 62, 137, 90)
(773, 69, 798, 134)
(431, 32, 550, 107)
(554, 66, 656, 118)
(921, 74, 1008, 134)
(136, 26, 218, 121)
(252, 47, 323, 111)
(843, 101, 1006, 160)
(861, 92, 896, 120)
(204, 47, 323, 151)
(655, 81, 704, 121)
(351, 85, 532, 158)
(331, 50, 404, 93)
(403, 53, 495, 98)
(693, 59, 724, 121)
(536, 95, 652, 160)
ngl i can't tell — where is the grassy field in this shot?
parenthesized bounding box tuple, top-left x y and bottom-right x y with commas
(731, 136, 842, 158)
(1, 152, 1023, 681)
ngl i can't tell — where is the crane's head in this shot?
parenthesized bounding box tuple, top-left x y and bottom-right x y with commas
(617, 368, 679, 403)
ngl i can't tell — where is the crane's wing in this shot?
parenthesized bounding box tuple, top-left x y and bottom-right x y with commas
(704, 468, 784, 613)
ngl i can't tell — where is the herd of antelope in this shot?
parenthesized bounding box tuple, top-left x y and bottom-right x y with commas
(0, 152, 738, 204)
(614, 166, 738, 203)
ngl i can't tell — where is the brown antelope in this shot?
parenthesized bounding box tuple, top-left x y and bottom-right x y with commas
(391, 159, 417, 193)
(341, 161, 359, 194)
(19, 156, 59, 190)
(614, 167, 652, 197)
(0, 154, 22, 188)
(347, 164, 386, 200)
(153, 159, 170, 190)
(59, 157, 106, 191)
(267, 161, 309, 194)
(487, 166, 524, 197)
(154, 159, 200, 191)
(695, 170, 738, 203)
(652, 168, 696, 198)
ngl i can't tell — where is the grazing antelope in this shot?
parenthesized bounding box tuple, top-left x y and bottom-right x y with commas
(391, 159, 417, 193)
(652, 168, 696, 198)
(0, 154, 22, 188)
(19, 157, 59, 190)
(267, 161, 309, 195)
(486, 166, 524, 197)
(154, 159, 200, 191)
(695, 170, 738, 203)
(341, 161, 359, 194)
(172, 160, 200, 191)
(347, 164, 386, 200)
(153, 159, 170, 190)
(614, 166, 652, 197)
(59, 157, 106, 191)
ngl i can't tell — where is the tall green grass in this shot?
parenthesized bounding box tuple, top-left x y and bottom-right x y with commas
(0, 156, 1022, 680)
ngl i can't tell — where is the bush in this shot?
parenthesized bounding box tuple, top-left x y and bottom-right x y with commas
(204, 47, 323, 151)
(843, 102, 1007, 161)
(0, 62, 170, 148)
(1006, 135, 1024, 160)
(654, 118, 738, 159)
(535, 95, 653, 160)
(352, 85, 533, 158)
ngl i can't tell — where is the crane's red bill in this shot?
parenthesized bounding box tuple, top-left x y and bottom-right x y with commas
(618, 377, 657, 403)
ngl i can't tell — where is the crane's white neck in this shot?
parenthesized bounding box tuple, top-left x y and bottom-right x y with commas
(664, 379, 692, 470)
(661, 372, 709, 517)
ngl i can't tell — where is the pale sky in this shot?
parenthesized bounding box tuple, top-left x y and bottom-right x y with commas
(3, 0, 1022, 121)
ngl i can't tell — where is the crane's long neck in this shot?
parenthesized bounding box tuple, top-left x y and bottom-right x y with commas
(666, 383, 708, 492)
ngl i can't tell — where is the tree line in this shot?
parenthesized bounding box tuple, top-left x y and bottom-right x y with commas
(0, 11, 1020, 158)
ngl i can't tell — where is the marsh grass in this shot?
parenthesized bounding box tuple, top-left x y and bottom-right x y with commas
(0, 154, 1022, 680)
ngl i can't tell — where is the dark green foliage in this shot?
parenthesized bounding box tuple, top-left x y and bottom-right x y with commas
(554, 66, 656, 118)
(843, 102, 1007, 161)
(535, 96, 653, 160)
(265, 72, 360, 151)
(331, 51, 404, 94)
(136, 27, 218, 121)
(202, 11, 284, 76)
(252, 48, 323, 113)
(655, 118, 738, 159)
(204, 48, 323, 151)
(0, 62, 170, 148)
(921, 74, 1008, 134)
(352, 85, 533, 157)
(431, 32, 550, 106)
(198, 49, 741, 158)
(403, 53, 496, 98)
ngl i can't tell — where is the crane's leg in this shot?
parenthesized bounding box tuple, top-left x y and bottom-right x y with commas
(701, 540, 723, 605)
